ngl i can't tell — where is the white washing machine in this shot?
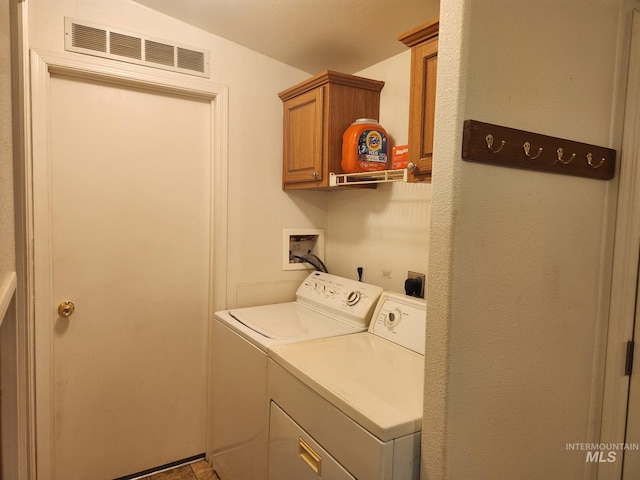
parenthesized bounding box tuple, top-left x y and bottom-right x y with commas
(267, 292, 426, 480)
(211, 272, 383, 480)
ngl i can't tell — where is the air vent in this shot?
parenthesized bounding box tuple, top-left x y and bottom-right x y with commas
(177, 47, 205, 73)
(71, 23, 107, 53)
(64, 18, 210, 78)
(146, 40, 174, 67)
(110, 32, 142, 60)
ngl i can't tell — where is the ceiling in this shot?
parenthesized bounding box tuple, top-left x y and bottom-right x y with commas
(131, 0, 439, 74)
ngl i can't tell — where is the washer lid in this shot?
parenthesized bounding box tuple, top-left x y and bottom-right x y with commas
(229, 302, 360, 340)
(269, 332, 424, 442)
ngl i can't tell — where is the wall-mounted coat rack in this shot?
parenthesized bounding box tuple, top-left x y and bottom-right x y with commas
(461, 120, 616, 180)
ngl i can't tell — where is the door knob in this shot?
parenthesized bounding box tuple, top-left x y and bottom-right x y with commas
(58, 301, 75, 318)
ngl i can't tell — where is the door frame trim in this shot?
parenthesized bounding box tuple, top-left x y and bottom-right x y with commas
(28, 48, 228, 479)
(599, 9, 640, 480)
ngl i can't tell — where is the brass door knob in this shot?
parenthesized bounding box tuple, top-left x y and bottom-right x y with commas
(58, 301, 75, 318)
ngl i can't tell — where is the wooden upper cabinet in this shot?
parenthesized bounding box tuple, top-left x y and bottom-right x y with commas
(399, 18, 439, 183)
(279, 71, 384, 190)
(281, 88, 324, 185)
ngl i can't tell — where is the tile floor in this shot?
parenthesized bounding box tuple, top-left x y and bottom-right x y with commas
(145, 460, 220, 480)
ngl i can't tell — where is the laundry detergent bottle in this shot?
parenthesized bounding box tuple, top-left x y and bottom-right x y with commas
(341, 118, 388, 173)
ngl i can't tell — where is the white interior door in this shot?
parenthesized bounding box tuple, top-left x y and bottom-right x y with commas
(621, 9, 640, 479)
(600, 9, 640, 480)
(38, 70, 213, 479)
(623, 293, 640, 478)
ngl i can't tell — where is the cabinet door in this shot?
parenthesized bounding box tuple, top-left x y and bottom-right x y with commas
(407, 35, 438, 182)
(282, 87, 324, 186)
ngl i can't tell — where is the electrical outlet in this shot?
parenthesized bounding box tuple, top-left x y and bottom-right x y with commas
(406, 271, 425, 298)
(357, 265, 365, 282)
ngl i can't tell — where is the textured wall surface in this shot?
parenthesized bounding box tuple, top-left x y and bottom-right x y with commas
(424, 0, 624, 478)
(0, 0, 14, 278)
(328, 51, 432, 292)
(0, 0, 17, 478)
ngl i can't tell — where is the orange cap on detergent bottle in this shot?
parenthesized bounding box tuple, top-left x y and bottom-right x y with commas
(341, 118, 388, 173)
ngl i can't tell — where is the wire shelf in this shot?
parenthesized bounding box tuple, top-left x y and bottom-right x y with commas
(329, 169, 408, 187)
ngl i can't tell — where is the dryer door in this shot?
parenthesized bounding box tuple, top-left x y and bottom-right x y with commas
(269, 402, 355, 480)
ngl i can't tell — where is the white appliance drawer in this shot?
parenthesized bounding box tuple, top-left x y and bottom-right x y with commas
(269, 402, 355, 480)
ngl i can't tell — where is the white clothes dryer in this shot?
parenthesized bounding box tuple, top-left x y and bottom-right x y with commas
(210, 272, 383, 480)
(267, 292, 427, 480)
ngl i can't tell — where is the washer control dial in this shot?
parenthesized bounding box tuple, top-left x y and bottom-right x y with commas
(346, 290, 361, 306)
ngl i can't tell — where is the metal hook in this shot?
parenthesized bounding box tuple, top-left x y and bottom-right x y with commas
(523, 141, 543, 160)
(587, 153, 605, 169)
(485, 134, 505, 153)
(556, 147, 576, 165)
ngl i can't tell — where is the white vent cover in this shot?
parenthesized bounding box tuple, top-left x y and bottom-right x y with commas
(64, 18, 209, 78)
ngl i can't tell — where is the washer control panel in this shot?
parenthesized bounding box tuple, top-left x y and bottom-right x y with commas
(297, 272, 383, 327)
(369, 292, 427, 355)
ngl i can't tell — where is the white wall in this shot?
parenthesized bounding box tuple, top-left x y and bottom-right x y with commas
(24, 1, 634, 478)
(327, 51, 432, 292)
(0, 0, 14, 277)
(28, 0, 326, 309)
(27, 0, 437, 309)
(0, 0, 18, 477)
(424, 0, 626, 478)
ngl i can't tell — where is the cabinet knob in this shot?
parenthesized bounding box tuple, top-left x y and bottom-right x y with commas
(311, 171, 319, 179)
(407, 162, 417, 171)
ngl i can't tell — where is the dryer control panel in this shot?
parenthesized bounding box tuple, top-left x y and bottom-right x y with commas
(369, 292, 427, 355)
(296, 272, 383, 328)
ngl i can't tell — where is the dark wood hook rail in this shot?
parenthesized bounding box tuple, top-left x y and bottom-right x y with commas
(461, 120, 616, 180)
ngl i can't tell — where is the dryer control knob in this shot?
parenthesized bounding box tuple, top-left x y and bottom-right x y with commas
(384, 308, 403, 330)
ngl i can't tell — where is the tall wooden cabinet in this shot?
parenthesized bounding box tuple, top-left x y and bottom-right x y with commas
(399, 18, 439, 183)
(278, 71, 384, 190)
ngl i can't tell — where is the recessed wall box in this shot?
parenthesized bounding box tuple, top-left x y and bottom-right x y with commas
(283, 229, 325, 271)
